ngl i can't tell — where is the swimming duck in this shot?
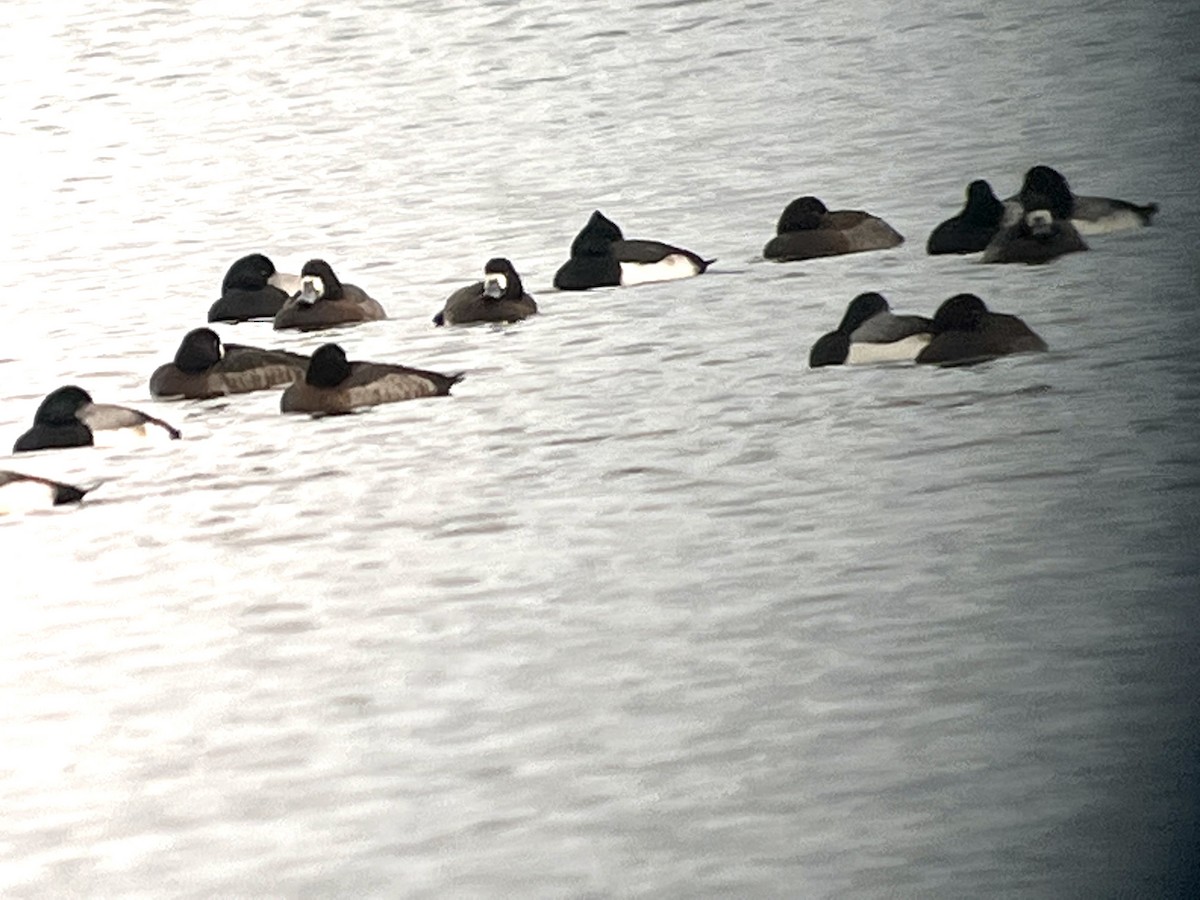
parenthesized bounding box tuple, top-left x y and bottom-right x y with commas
(150, 328, 310, 399)
(434, 258, 538, 325)
(0, 470, 94, 514)
(809, 292, 934, 367)
(552, 211, 713, 290)
(273, 259, 387, 331)
(764, 196, 904, 261)
(926, 181, 1007, 254)
(915, 294, 1047, 366)
(280, 344, 463, 414)
(13, 386, 181, 453)
(981, 209, 1088, 264)
(1009, 165, 1157, 235)
(208, 253, 301, 323)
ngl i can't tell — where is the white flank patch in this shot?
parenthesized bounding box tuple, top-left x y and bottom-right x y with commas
(91, 422, 175, 447)
(845, 334, 932, 365)
(619, 255, 700, 286)
(1072, 210, 1145, 235)
(0, 480, 58, 515)
(90, 426, 149, 449)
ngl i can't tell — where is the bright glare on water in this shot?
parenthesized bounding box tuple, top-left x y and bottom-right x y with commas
(2, 1, 1199, 897)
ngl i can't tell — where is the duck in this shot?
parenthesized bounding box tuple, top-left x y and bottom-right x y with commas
(809, 292, 934, 367)
(434, 258, 538, 326)
(1009, 165, 1157, 235)
(273, 259, 387, 331)
(926, 180, 1007, 254)
(13, 386, 181, 453)
(207, 254, 301, 323)
(763, 196, 904, 262)
(149, 327, 311, 399)
(981, 209, 1088, 264)
(0, 470, 94, 515)
(552, 211, 713, 290)
(915, 294, 1048, 367)
(280, 344, 463, 415)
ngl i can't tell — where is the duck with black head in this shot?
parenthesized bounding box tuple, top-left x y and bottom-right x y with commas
(809, 292, 934, 367)
(208, 253, 301, 322)
(552, 211, 713, 290)
(150, 327, 310, 399)
(916, 294, 1047, 367)
(13, 386, 181, 453)
(273, 260, 387, 331)
(434, 258, 538, 325)
(1008, 164, 1158, 235)
(281, 344, 463, 415)
(926, 180, 1007, 254)
(764, 196, 904, 262)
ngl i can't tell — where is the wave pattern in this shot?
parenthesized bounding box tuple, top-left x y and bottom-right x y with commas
(2, 0, 1199, 896)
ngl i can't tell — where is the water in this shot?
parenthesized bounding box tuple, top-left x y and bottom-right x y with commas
(3, 1, 1200, 896)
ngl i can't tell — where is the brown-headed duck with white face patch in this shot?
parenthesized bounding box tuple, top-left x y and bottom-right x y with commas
(273, 259, 387, 331)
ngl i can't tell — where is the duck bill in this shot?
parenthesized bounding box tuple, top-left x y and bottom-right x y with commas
(483, 273, 507, 299)
(1025, 210, 1055, 237)
(269, 271, 303, 295)
(292, 275, 324, 306)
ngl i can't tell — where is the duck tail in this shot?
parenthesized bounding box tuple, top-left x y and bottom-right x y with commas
(57, 478, 104, 505)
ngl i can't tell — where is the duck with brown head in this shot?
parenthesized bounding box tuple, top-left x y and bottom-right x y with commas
(434, 258, 538, 325)
(150, 328, 311, 399)
(273, 259, 387, 331)
(916, 294, 1047, 367)
(281, 344, 463, 415)
(982, 207, 1088, 265)
(764, 196, 903, 262)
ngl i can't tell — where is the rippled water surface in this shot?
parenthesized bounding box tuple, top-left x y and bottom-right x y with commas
(3, 1, 1200, 896)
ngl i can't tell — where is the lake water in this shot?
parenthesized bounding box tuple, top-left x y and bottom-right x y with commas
(3, 1, 1199, 896)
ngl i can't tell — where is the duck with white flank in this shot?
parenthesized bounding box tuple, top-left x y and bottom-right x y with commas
(0, 471, 94, 515)
(1008, 165, 1157, 235)
(553, 211, 713, 290)
(13, 386, 181, 453)
(809, 293, 933, 367)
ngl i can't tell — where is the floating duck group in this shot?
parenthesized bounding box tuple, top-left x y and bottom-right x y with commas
(2, 163, 1156, 514)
